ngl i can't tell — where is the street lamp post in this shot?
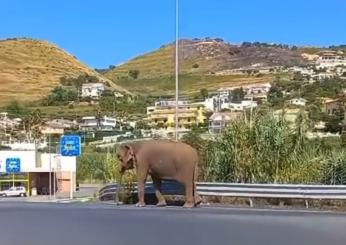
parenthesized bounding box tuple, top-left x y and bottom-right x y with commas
(175, 0, 179, 141)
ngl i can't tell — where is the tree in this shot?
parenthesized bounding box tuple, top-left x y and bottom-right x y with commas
(5, 100, 29, 118)
(231, 88, 245, 103)
(267, 85, 284, 107)
(128, 70, 140, 79)
(293, 72, 305, 81)
(136, 121, 150, 130)
(192, 63, 199, 69)
(44, 86, 78, 106)
(325, 115, 342, 133)
(200, 88, 208, 99)
(60, 74, 100, 88)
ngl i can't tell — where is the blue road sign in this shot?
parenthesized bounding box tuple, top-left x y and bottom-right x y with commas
(60, 135, 82, 156)
(6, 158, 21, 173)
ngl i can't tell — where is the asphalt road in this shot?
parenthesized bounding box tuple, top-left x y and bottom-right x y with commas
(1, 202, 346, 245)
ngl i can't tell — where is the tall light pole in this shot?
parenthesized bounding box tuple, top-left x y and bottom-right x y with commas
(175, 0, 179, 141)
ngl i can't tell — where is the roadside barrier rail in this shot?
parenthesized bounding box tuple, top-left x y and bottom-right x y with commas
(98, 181, 346, 204)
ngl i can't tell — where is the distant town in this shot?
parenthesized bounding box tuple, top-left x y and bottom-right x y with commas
(1, 48, 346, 151)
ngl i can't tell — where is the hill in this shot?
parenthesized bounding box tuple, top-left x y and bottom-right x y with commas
(0, 38, 128, 104)
(104, 38, 309, 95)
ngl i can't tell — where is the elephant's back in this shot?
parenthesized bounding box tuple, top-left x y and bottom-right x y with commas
(140, 140, 198, 162)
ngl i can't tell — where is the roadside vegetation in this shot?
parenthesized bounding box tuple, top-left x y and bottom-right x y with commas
(182, 111, 346, 185)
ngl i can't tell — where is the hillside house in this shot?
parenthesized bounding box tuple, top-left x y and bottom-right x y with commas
(79, 116, 117, 131)
(208, 111, 243, 134)
(227, 100, 258, 111)
(321, 98, 343, 116)
(147, 98, 190, 115)
(316, 51, 346, 68)
(311, 72, 336, 81)
(288, 98, 307, 107)
(40, 119, 77, 135)
(81, 83, 105, 99)
(204, 95, 230, 112)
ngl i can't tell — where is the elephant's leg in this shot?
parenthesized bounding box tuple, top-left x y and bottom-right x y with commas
(152, 176, 167, 207)
(136, 166, 148, 207)
(194, 181, 202, 206)
(183, 182, 194, 208)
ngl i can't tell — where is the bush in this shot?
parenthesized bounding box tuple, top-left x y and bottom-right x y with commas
(202, 111, 346, 184)
(43, 86, 78, 106)
(322, 150, 346, 185)
(128, 70, 140, 79)
(60, 74, 100, 88)
(5, 100, 29, 118)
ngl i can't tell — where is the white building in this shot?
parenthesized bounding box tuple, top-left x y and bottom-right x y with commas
(0, 112, 21, 130)
(79, 116, 117, 131)
(316, 51, 346, 68)
(311, 72, 336, 81)
(228, 100, 258, 111)
(81, 83, 105, 99)
(288, 98, 307, 107)
(154, 99, 189, 107)
(0, 150, 76, 195)
(290, 66, 315, 76)
(147, 99, 191, 115)
(204, 96, 230, 112)
(217, 83, 271, 102)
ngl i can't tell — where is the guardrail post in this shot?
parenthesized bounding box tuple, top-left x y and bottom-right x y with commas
(249, 198, 254, 207)
(305, 200, 309, 209)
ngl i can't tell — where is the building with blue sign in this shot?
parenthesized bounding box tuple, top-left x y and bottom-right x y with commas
(0, 150, 76, 196)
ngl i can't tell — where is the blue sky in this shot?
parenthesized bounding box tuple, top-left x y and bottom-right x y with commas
(1, 0, 346, 68)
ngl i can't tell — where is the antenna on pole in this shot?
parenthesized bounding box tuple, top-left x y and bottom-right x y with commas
(175, 0, 179, 141)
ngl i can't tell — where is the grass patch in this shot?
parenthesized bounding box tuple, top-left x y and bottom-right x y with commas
(114, 74, 275, 96)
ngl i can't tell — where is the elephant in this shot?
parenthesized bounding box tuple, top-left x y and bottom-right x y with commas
(116, 139, 202, 208)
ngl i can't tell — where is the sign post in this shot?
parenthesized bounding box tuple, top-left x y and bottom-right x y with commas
(60, 135, 81, 200)
(6, 158, 21, 188)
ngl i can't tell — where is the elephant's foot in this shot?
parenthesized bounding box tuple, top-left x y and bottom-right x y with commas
(135, 202, 146, 207)
(183, 202, 195, 208)
(156, 201, 167, 207)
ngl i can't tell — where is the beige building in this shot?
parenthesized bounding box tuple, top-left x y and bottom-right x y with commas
(147, 101, 207, 129)
(209, 111, 244, 134)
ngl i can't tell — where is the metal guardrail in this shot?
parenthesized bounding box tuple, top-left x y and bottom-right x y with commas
(98, 181, 346, 202)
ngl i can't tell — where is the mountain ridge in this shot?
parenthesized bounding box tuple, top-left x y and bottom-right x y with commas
(0, 38, 128, 104)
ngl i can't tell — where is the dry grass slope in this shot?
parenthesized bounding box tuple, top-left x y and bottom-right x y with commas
(0, 38, 127, 105)
(105, 39, 306, 95)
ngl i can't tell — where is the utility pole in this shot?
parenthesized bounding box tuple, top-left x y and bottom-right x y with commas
(48, 133, 51, 199)
(175, 0, 179, 141)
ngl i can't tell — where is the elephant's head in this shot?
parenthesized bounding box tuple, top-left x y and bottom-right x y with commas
(117, 144, 136, 174)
